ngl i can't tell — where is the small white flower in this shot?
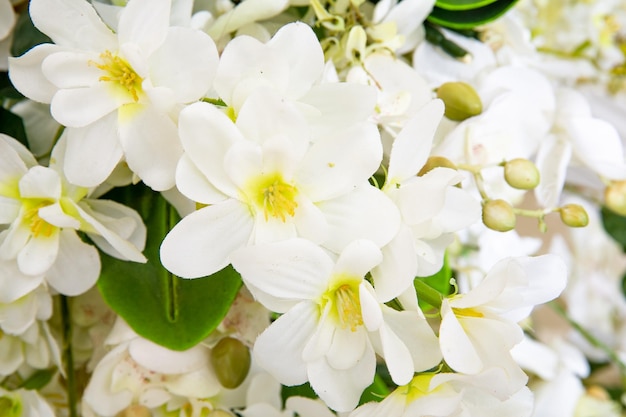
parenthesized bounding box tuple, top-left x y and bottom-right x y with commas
(0, 387, 55, 417)
(8, 0, 219, 190)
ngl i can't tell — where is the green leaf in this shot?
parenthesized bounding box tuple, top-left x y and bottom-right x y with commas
(436, 0, 500, 11)
(10, 11, 51, 57)
(417, 254, 452, 311)
(18, 368, 56, 390)
(428, 0, 518, 30)
(0, 72, 23, 99)
(602, 206, 626, 252)
(359, 373, 390, 404)
(97, 185, 242, 351)
(0, 106, 28, 147)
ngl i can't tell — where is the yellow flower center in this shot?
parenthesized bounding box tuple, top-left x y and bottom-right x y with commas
(22, 200, 56, 238)
(90, 50, 143, 102)
(452, 307, 484, 318)
(320, 276, 363, 331)
(248, 173, 298, 222)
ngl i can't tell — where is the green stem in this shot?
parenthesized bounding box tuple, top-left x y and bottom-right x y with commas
(60, 295, 78, 417)
(414, 279, 443, 309)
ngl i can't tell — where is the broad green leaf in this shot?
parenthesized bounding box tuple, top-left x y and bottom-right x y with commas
(0, 106, 28, 147)
(98, 185, 242, 351)
(359, 373, 390, 404)
(436, 0, 500, 11)
(428, 0, 518, 30)
(10, 11, 51, 57)
(602, 206, 626, 252)
(18, 369, 56, 390)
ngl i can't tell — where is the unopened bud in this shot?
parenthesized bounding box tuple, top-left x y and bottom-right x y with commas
(482, 199, 516, 232)
(436, 81, 483, 121)
(115, 405, 152, 417)
(559, 204, 589, 227)
(604, 180, 626, 216)
(211, 337, 251, 389)
(503, 158, 540, 190)
(417, 156, 457, 177)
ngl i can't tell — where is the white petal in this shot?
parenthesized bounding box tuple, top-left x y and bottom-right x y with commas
(319, 184, 400, 253)
(175, 154, 228, 204)
(308, 342, 376, 412)
(19, 166, 62, 199)
(83, 344, 133, 416)
(285, 397, 336, 417)
(297, 122, 382, 202)
(253, 301, 317, 386)
(293, 194, 329, 244)
(568, 118, 626, 179)
(0, 221, 30, 260)
(231, 239, 331, 304)
(80, 199, 146, 252)
(378, 322, 414, 385)
(117, 0, 170, 56)
(0, 335, 24, 375)
(334, 239, 382, 278)
(0, 0, 15, 39)
(387, 100, 444, 183)
(129, 338, 207, 374)
(50, 83, 121, 127)
(8, 44, 61, 103)
(63, 114, 124, 187)
(46, 229, 100, 296)
(371, 226, 417, 302)
(439, 299, 483, 374)
(0, 258, 44, 303)
(17, 231, 60, 276)
(302, 306, 335, 362)
(159, 199, 253, 278)
(41, 50, 103, 89)
(178, 102, 243, 197)
(0, 136, 28, 184)
(326, 327, 368, 370)
(534, 134, 571, 207)
(30, 0, 117, 50)
(118, 104, 182, 191)
(206, 0, 288, 41)
(149, 26, 218, 103)
(360, 283, 383, 331)
(38, 203, 81, 229)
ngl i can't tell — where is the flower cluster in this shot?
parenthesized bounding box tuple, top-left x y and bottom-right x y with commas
(1, 0, 626, 416)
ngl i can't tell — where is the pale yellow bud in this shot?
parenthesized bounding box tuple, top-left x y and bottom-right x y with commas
(559, 204, 589, 227)
(482, 199, 516, 232)
(417, 156, 457, 177)
(116, 405, 152, 417)
(211, 337, 251, 389)
(503, 158, 540, 190)
(604, 180, 626, 216)
(436, 82, 483, 121)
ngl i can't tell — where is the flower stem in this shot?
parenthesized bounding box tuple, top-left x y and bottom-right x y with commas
(414, 279, 443, 309)
(60, 295, 78, 417)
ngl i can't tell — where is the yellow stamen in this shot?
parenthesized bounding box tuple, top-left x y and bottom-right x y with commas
(22, 202, 55, 238)
(320, 276, 363, 332)
(248, 173, 299, 222)
(90, 50, 143, 102)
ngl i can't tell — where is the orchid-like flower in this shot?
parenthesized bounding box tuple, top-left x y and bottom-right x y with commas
(160, 90, 399, 279)
(231, 238, 441, 412)
(0, 134, 146, 297)
(8, 0, 219, 190)
(439, 255, 567, 397)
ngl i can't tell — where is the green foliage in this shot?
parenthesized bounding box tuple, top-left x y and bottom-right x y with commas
(417, 254, 453, 311)
(0, 72, 23, 99)
(428, 0, 519, 30)
(10, 12, 51, 57)
(0, 106, 28, 147)
(18, 369, 56, 390)
(97, 185, 242, 351)
(602, 206, 626, 252)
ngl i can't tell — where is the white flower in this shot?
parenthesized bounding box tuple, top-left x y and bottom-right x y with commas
(8, 0, 219, 190)
(231, 238, 441, 412)
(0, 387, 55, 417)
(0, 134, 146, 296)
(0, 0, 15, 41)
(371, 0, 435, 55)
(439, 255, 567, 397)
(160, 90, 399, 278)
(349, 371, 534, 417)
(373, 100, 480, 300)
(0, 321, 60, 377)
(0, 284, 52, 336)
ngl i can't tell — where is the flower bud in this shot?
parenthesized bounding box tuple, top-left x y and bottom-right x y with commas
(211, 337, 251, 389)
(116, 405, 152, 417)
(503, 158, 540, 190)
(436, 81, 483, 121)
(417, 156, 457, 177)
(559, 204, 589, 227)
(604, 180, 626, 216)
(482, 199, 516, 232)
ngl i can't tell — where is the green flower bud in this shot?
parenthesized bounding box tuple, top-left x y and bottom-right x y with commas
(503, 158, 540, 190)
(604, 181, 626, 216)
(559, 204, 589, 227)
(482, 199, 516, 232)
(0, 396, 21, 417)
(436, 82, 483, 121)
(417, 156, 457, 177)
(115, 405, 152, 417)
(211, 337, 251, 389)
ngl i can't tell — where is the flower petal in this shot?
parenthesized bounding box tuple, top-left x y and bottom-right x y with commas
(326, 327, 368, 370)
(371, 226, 417, 302)
(8, 44, 61, 103)
(175, 154, 228, 204)
(129, 338, 207, 374)
(46, 229, 100, 296)
(254, 301, 317, 386)
(17, 230, 60, 276)
(334, 239, 382, 278)
(439, 299, 483, 374)
(117, 0, 170, 56)
(160, 199, 253, 278)
(41, 50, 102, 88)
(0, 258, 44, 303)
(50, 83, 121, 127)
(19, 166, 62, 200)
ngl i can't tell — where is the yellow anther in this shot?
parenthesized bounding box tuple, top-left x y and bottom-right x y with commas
(248, 173, 298, 223)
(334, 284, 363, 331)
(90, 50, 143, 102)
